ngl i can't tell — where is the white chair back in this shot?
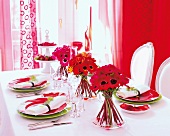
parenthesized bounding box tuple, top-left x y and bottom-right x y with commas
(155, 57, 170, 98)
(130, 42, 154, 86)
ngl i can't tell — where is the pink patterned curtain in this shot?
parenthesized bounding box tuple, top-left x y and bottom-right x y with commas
(20, 0, 39, 70)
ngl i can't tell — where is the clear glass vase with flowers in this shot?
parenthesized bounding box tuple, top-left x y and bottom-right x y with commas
(52, 45, 76, 81)
(90, 64, 129, 129)
(68, 52, 98, 100)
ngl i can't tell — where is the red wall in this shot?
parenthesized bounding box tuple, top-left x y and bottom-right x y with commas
(121, 0, 170, 90)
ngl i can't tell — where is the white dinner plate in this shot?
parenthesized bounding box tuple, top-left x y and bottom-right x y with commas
(8, 74, 49, 92)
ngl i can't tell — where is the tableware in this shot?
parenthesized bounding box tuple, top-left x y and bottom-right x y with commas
(113, 91, 162, 105)
(29, 122, 72, 130)
(8, 74, 49, 92)
(9, 83, 49, 93)
(117, 84, 150, 99)
(119, 103, 151, 114)
(35, 60, 58, 63)
(16, 90, 44, 98)
(28, 118, 60, 127)
(17, 92, 71, 119)
(18, 96, 67, 116)
(69, 93, 81, 118)
(116, 89, 160, 102)
(36, 44, 58, 73)
(17, 107, 71, 120)
(9, 75, 47, 88)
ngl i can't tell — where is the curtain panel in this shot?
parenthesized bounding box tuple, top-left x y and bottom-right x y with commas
(0, 0, 13, 71)
(98, 0, 122, 68)
(20, 0, 39, 70)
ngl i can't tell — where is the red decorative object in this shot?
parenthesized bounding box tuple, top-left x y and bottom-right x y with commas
(90, 64, 129, 129)
(68, 52, 98, 99)
(72, 41, 83, 51)
(85, 28, 91, 52)
(85, 6, 92, 52)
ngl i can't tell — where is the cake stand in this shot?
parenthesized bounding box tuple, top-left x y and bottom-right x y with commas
(37, 45, 57, 74)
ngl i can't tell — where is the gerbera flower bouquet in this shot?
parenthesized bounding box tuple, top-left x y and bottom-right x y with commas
(52, 45, 75, 79)
(90, 64, 129, 129)
(68, 52, 98, 99)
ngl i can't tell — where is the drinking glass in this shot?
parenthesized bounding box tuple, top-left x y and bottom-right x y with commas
(69, 92, 81, 118)
(77, 94, 85, 112)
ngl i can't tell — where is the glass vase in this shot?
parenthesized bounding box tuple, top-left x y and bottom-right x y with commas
(56, 65, 68, 81)
(93, 91, 125, 129)
(52, 66, 68, 89)
(76, 76, 96, 100)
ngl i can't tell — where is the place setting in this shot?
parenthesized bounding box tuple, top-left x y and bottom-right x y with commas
(14, 77, 85, 130)
(114, 84, 162, 105)
(16, 91, 72, 130)
(7, 74, 50, 97)
(113, 83, 162, 114)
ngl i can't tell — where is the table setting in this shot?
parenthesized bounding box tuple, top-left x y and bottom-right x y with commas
(8, 74, 50, 93)
(17, 92, 69, 116)
(113, 83, 162, 105)
(1, 50, 170, 136)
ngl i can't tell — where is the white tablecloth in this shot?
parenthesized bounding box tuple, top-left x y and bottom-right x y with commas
(0, 69, 170, 136)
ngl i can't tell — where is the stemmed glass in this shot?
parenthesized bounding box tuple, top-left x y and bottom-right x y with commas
(76, 93, 85, 113)
(50, 65, 57, 90)
(69, 92, 81, 118)
(69, 85, 85, 118)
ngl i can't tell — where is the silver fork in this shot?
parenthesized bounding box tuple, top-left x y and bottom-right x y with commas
(16, 90, 44, 98)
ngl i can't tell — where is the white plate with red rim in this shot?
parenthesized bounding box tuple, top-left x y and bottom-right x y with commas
(18, 101, 67, 116)
(8, 74, 48, 90)
(119, 103, 151, 114)
(18, 92, 67, 116)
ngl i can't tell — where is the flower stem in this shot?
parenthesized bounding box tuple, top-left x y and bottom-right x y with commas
(96, 91, 124, 128)
(76, 76, 96, 98)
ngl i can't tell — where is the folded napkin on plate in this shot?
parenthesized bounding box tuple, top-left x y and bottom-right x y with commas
(116, 84, 150, 99)
(13, 76, 47, 89)
(24, 96, 66, 115)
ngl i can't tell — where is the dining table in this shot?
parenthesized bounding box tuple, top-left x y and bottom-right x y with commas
(0, 68, 170, 136)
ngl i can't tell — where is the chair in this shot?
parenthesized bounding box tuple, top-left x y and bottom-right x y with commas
(130, 42, 154, 86)
(155, 57, 170, 98)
